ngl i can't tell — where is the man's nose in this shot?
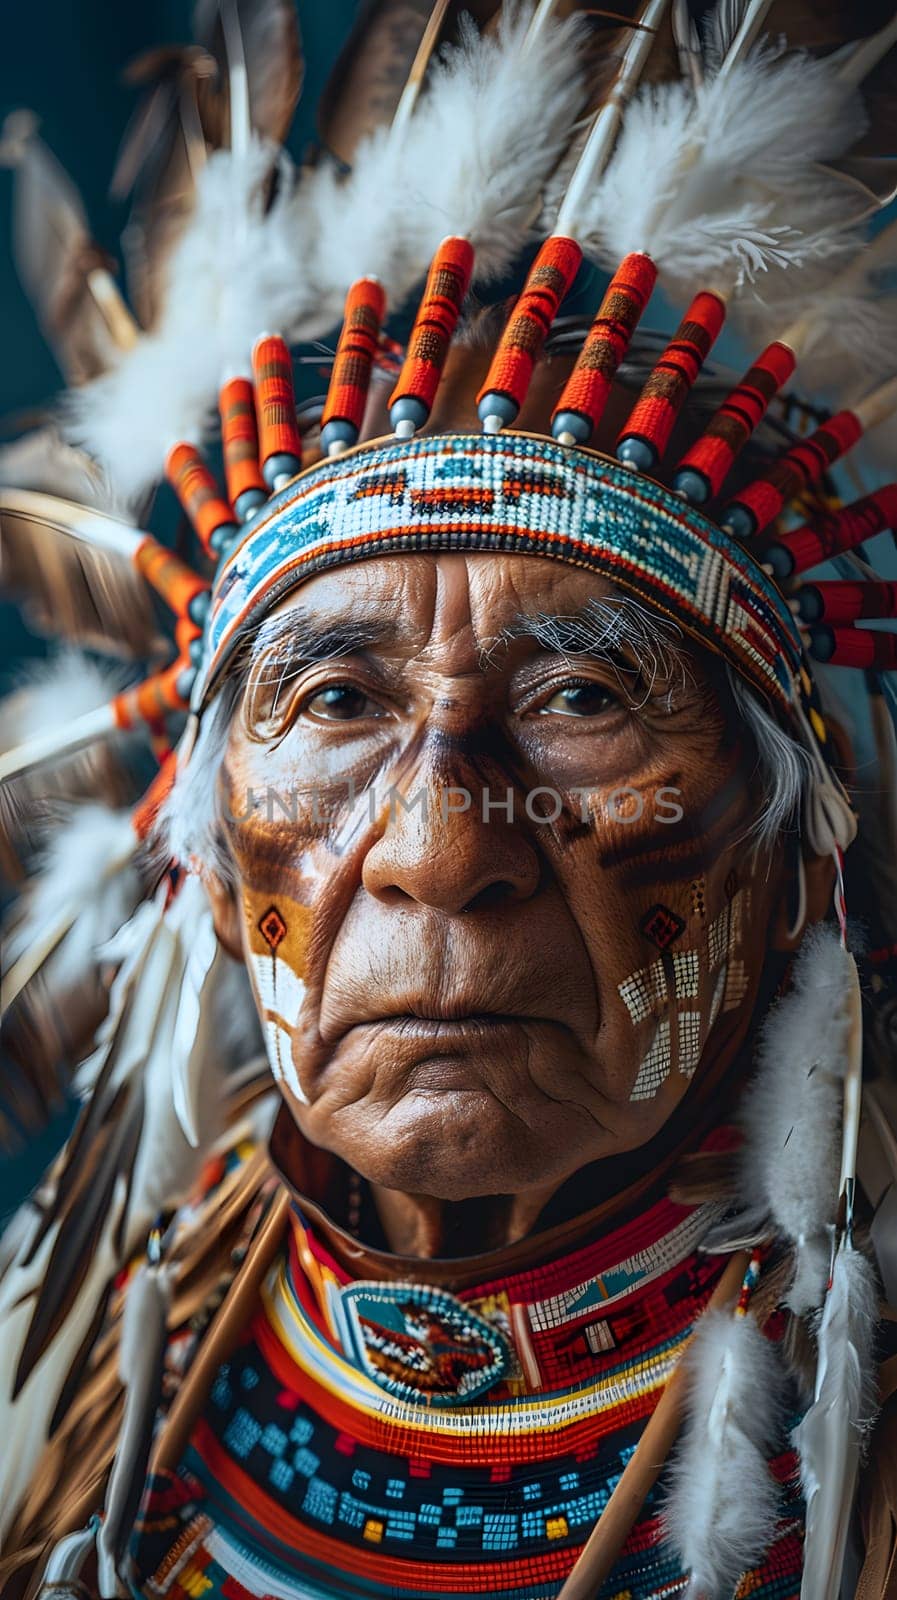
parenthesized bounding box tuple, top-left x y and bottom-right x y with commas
(361, 748, 541, 914)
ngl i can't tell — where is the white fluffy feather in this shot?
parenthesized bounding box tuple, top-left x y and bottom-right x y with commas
(570, 49, 866, 299)
(68, 6, 585, 504)
(795, 1242, 879, 1600)
(0, 650, 128, 751)
(303, 8, 585, 297)
(737, 924, 855, 1314)
(4, 804, 140, 1006)
(665, 1307, 784, 1598)
(737, 218, 897, 399)
(67, 137, 293, 505)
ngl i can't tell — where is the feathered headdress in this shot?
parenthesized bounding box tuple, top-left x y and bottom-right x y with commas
(1, 0, 896, 1591)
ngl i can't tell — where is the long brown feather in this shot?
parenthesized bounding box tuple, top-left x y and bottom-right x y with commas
(0, 114, 137, 384)
(12, 1086, 142, 1396)
(0, 497, 164, 659)
(193, 0, 305, 149)
(112, 48, 216, 330)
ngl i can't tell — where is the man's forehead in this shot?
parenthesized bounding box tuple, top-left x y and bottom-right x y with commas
(263, 554, 642, 656)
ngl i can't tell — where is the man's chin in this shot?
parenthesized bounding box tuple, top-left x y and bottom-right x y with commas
(303, 1075, 576, 1200)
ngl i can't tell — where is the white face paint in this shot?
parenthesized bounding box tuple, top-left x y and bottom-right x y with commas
(620, 889, 751, 1102)
(246, 947, 309, 1104)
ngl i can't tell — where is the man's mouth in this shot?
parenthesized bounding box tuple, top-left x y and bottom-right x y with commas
(363, 1012, 537, 1039)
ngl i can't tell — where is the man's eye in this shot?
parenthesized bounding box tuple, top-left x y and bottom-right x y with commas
(540, 680, 618, 717)
(302, 684, 381, 721)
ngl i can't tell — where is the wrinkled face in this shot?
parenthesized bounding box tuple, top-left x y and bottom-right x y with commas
(214, 553, 786, 1200)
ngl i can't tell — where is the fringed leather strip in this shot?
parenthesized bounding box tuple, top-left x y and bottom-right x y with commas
(0, 1147, 279, 1599)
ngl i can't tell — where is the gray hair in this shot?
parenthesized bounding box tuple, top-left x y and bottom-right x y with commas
(161, 593, 810, 883)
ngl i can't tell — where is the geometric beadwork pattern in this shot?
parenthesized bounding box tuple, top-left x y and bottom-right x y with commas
(130, 1187, 809, 1600)
(198, 434, 804, 714)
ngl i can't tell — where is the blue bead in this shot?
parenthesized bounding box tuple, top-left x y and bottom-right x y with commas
(673, 467, 709, 504)
(616, 436, 657, 471)
(552, 410, 591, 445)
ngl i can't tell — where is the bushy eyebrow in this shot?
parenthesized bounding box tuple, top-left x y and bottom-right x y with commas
(490, 597, 691, 697)
(246, 610, 392, 675)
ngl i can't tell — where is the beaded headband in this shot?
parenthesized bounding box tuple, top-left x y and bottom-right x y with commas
(196, 431, 803, 715)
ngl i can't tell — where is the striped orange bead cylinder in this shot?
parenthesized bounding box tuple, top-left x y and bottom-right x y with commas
(808, 625, 897, 672)
(796, 580, 897, 625)
(477, 235, 582, 432)
(389, 237, 474, 437)
(724, 409, 863, 538)
(321, 278, 387, 456)
(764, 485, 897, 579)
(674, 341, 796, 504)
(165, 443, 237, 555)
(252, 335, 303, 487)
(220, 377, 267, 520)
(551, 252, 657, 446)
(617, 291, 726, 470)
(133, 537, 210, 619)
(113, 660, 195, 727)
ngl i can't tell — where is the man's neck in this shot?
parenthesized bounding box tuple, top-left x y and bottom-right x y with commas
(366, 1183, 564, 1257)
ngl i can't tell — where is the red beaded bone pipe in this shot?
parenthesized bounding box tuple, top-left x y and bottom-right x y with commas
(808, 627, 897, 672)
(477, 234, 583, 433)
(724, 376, 897, 539)
(551, 252, 657, 446)
(165, 443, 239, 556)
(389, 237, 474, 438)
(320, 277, 387, 457)
(673, 341, 797, 504)
(251, 334, 303, 489)
(219, 376, 267, 521)
(616, 290, 727, 471)
(795, 580, 897, 625)
(764, 485, 897, 579)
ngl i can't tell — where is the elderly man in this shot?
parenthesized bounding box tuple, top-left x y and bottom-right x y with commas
(1, 5, 896, 1599)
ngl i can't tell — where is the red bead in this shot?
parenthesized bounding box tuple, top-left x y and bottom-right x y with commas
(726, 409, 863, 536)
(809, 626, 897, 671)
(799, 580, 897, 624)
(220, 377, 266, 509)
(766, 484, 897, 575)
(322, 277, 387, 445)
(389, 237, 474, 423)
(252, 335, 302, 482)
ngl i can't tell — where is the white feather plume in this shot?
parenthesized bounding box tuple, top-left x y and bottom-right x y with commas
(795, 1241, 879, 1600)
(739, 218, 897, 399)
(731, 924, 855, 1314)
(665, 1307, 785, 1598)
(568, 49, 866, 300)
(76, 874, 224, 1149)
(4, 804, 141, 1007)
(300, 8, 584, 301)
(68, 6, 585, 504)
(66, 137, 293, 505)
